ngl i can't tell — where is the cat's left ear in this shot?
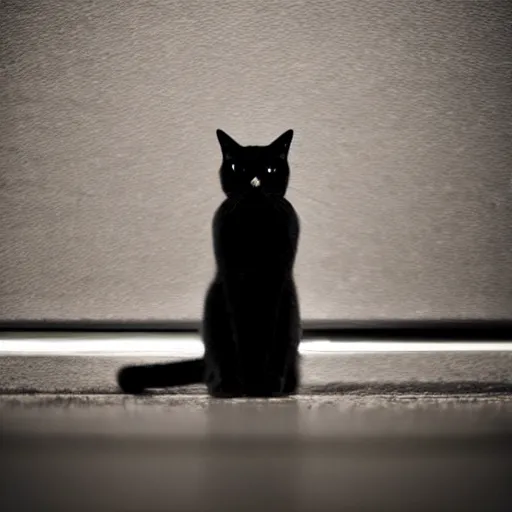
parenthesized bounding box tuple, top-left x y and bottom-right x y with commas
(270, 129, 294, 159)
(216, 129, 241, 160)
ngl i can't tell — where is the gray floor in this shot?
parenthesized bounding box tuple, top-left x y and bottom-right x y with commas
(2, 350, 512, 393)
(1, 344, 511, 511)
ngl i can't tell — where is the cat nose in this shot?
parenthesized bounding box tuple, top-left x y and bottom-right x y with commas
(250, 177, 261, 188)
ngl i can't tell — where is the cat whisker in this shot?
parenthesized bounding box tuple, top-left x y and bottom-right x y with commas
(227, 195, 244, 214)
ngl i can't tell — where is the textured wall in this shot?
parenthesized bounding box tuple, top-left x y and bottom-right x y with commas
(1, 0, 511, 322)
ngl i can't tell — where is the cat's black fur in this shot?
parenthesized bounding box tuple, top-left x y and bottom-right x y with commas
(117, 129, 301, 397)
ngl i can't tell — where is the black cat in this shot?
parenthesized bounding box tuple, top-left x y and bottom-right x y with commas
(117, 129, 301, 397)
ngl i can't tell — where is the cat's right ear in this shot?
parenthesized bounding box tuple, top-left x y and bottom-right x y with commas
(216, 129, 240, 160)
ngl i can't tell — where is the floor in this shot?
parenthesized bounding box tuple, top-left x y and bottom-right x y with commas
(1, 335, 511, 511)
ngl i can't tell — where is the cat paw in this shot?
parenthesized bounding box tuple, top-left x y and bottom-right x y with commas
(208, 377, 244, 398)
(242, 380, 287, 398)
(264, 374, 286, 394)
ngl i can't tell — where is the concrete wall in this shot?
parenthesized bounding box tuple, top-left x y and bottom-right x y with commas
(1, 0, 511, 322)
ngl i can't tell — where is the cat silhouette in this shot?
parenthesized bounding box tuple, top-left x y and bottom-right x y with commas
(117, 129, 301, 397)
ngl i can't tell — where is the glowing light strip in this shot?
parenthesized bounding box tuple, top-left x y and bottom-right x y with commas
(0, 335, 511, 356)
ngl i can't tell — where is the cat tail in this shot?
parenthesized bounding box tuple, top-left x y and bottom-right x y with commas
(117, 358, 205, 394)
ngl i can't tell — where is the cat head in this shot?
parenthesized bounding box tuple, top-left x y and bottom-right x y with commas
(216, 129, 294, 198)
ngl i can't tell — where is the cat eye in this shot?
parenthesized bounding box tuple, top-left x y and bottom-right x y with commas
(268, 168, 275, 173)
(231, 164, 236, 171)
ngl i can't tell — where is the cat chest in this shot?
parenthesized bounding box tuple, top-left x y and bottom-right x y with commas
(218, 218, 291, 266)
(230, 214, 287, 247)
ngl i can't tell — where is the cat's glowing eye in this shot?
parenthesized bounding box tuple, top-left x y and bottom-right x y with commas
(231, 164, 236, 171)
(268, 168, 274, 173)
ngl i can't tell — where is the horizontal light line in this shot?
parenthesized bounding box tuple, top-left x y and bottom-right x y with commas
(0, 336, 511, 356)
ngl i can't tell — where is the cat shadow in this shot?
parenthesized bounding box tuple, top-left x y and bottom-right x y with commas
(116, 380, 512, 396)
(304, 381, 512, 395)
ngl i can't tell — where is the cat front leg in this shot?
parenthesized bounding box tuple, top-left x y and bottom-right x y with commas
(202, 280, 244, 397)
(263, 280, 301, 396)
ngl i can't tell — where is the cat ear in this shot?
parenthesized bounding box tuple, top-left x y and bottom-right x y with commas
(270, 129, 294, 159)
(216, 129, 240, 159)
